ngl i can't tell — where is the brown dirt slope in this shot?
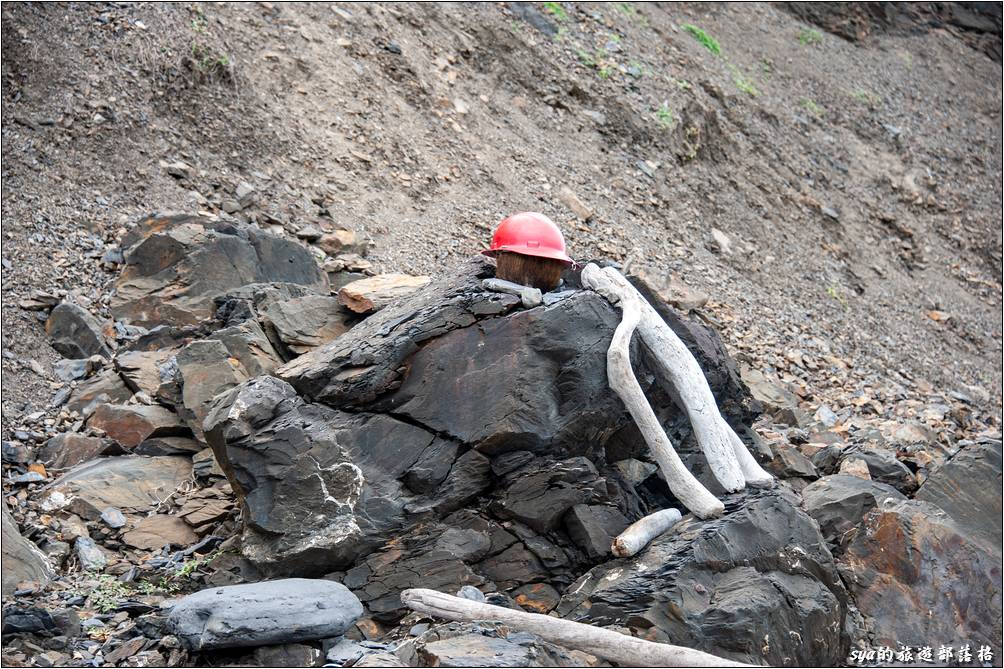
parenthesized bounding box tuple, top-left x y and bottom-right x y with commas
(2, 2, 1001, 431)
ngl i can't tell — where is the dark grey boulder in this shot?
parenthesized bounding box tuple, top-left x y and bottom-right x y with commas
(842, 446, 917, 493)
(166, 578, 362, 651)
(556, 488, 848, 667)
(2, 507, 52, 595)
(111, 214, 328, 328)
(801, 474, 905, 548)
(916, 438, 1002, 550)
(45, 303, 111, 359)
(205, 257, 766, 622)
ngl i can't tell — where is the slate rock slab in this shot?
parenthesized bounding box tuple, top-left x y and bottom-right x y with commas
(111, 213, 328, 327)
(916, 438, 1002, 550)
(801, 474, 905, 548)
(41, 456, 193, 520)
(2, 507, 52, 595)
(841, 498, 1002, 649)
(556, 487, 848, 667)
(166, 578, 363, 650)
(86, 403, 189, 449)
(45, 303, 112, 359)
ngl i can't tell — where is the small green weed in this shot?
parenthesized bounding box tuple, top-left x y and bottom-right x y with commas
(87, 576, 132, 613)
(543, 2, 568, 21)
(656, 103, 674, 128)
(798, 28, 822, 45)
(598, 66, 613, 79)
(615, 2, 635, 15)
(727, 63, 758, 96)
(681, 24, 721, 56)
(826, 285, 848, 309)
(800, 97, 823, 115)
(850, 88, 879, 106)
(575, 48, 596, 68)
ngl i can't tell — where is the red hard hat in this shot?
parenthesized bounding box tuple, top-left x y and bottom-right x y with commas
(482, 212, 574, 265)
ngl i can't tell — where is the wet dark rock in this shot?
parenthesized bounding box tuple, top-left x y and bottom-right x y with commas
(2, 508, 52, 596)
(916, 438, 1002, 549)
(166, 578, 362, 650)
(563, 504, 630, 559)
(45, 303, 111, 359)
(802, 474, 905, 548)
(111, 213, 328, 328)
(557, 488, 848, 667)
(841, 498, 1002, 649)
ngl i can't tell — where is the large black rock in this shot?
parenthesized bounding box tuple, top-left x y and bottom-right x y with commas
(554, 487, 849, 667)
(205, 257, 775, 618)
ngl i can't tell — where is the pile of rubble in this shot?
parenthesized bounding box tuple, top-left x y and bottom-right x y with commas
(2, 213, 1000, 667)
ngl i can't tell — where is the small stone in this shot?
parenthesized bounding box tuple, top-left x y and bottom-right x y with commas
(100, 507, 127, 529)
(162, 161, 193, 179)
(557, 185, 593, 220)
(74, 537, 106, 571)
(813, 405, 839, 427)
(709, 228, 732, 255)
(455, 585, 485, 602)
(838, 457, 871, 479)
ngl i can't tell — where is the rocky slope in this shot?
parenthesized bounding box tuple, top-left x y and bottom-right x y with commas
(2, 2, 1002, 668)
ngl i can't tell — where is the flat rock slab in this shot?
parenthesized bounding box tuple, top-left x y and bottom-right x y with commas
(261, 294, 352, 354)
(916, 438, 1002, 549)
(122, 514, 198, 550)
(2, 508, 52, 596)
(87, 403, 189, 449)
(337, 274, 431, 314)
(111, 213, 328, 327)
(42, 456, 193, 520)
(37, 433, 124, 470)
(166, 578, 363, 650)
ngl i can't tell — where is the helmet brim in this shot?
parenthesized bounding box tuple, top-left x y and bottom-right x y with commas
(482, 246, 574, 266)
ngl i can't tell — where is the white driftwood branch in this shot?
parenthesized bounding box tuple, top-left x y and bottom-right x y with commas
(582, 264, 724, 519)
(612, 508, 683, 557)
(401, 588, 758, 668)
(586, 265, 772, 489)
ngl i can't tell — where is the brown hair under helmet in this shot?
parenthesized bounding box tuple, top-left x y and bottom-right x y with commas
(495, 251, 565, 291)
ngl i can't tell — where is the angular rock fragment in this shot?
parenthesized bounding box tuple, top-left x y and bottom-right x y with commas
(174, 340, 248, 440)
(66, 369, 133, 415)
(111, 213, 328, 327)
(337, 273, 431, 314)
(41, 456, 193, 519)
(37, 433, 124, 469)
(45, 303, 111, 359)
(261, 294, 353, 354)
(123, 515, 198, 550)
(166, 579, 362, 650)
(563, 504, 630, 559)
(2, 507, 52, 596)
(801, 474, 905, 548)
(87, 403, 189, 449)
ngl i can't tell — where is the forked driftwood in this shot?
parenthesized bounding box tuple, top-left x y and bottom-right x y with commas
(401, 588, 757, 668)
(611, 507, 682, 557)
(580, 264, 772, 521)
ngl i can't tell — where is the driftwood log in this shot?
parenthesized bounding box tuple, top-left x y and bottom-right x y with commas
(401, 588, 758, 667)
(580, 264, 772, 521)
(612, 507, 682, 557)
